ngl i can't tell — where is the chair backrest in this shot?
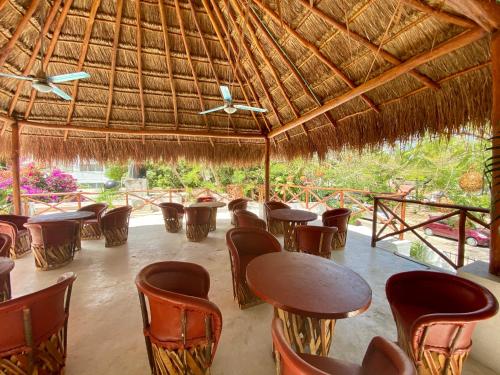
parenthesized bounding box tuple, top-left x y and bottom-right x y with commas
(135, 262, 222, 360)
(295, 226, 337, 256)
(159, 202, 185, 218)
(185, 207, 211, 225)
(322, 208, 351, 232)
(101, 206, 132, 229)
(228, 198, 248, 211)
(0, 215, 30, 231)
(0, 272, 76, 355)
(196, 196, 216, 203)
(0, 233, 11, 258)
(24, 220, 80, 247)
(361, 336, 416, 375)
(264, 201, 290, 218)
(77, 203, 107, 219)
(235, 211, 266, 230)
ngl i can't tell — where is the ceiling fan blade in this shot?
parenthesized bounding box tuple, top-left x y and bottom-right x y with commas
(220, 86, 232, 102)
(48, 71, 90, 83)
(199, 105, 226, 115)
(50, 85, 72, 100)
(0, 72, 35, 81)
(234, 104, 267, 113)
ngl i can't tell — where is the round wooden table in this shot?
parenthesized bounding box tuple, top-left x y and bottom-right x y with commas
(190, 201, 226, 231)
(269, 209, 317, 251)
(0, 257, 15, 302)
(28, 211, 94, 250)
(246, 252, 372, 356)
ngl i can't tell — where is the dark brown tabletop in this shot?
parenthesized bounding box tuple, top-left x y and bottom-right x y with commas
(269, 208, 317, 222)
(190, 201, 226, 208)
(28, 211, 94, 223)
(0, 257, 14, 274)
(246, 252, 372, 319)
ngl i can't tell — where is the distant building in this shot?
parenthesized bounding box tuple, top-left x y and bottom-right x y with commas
(62, 159, 107, 188)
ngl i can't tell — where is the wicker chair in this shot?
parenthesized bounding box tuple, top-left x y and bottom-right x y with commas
(386, 271, 498, 375)
(322, 208, 351, 250)
(234, 209, 267, 230)
(77, 203, 107, 240)
(0, 272, 76, 374)
(159, 202, 185, 233)
(0, 214, 31, 258)
(272, 318, 416, 375)
(295, 225, 337, 258)
(185, 207, 211, 242)
(101, 206, 133, 247)
(264, 201, 290, 235)
(228, 198, 248, 225)
(0, 233, 11, 258)
(24, 220, 79, 271)
(226, 227, 281, 308)
(136, 261, 222, 375)
(196, 196, 216, 203)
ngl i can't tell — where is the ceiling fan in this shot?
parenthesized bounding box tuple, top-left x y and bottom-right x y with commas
(0, 70, 90, 101)
(199, 85, 267, 115)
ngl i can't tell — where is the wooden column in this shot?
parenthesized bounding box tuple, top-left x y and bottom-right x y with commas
(491, 31, 500, 275)
(264, 137, 271, 202)
(10, 120, 21, 215)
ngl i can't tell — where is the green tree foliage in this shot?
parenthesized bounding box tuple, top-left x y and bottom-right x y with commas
(105, 164, 128, 182)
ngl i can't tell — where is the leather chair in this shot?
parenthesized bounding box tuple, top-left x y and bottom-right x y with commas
(159, 202, 185, 233)
(196, 196, 216, 203)
(228, 198, 248, 225)
(185, 207, 211, 242)
(322, 208, 351, 250)
(24, 220, 79, 270)
(234, 209, 266, 230)
(0, 214, 31, 258)
(136, 261, 222, 375)
(0, 233, 11, 258)
(264, 201, 290, 235)
(272, 318, 416, 375)
(386, 271, 498, 375)
(0, 272, 76, 374)
(101, 205, 132, 247)
(77, 203, 107, 240)
(295, 225, 337, 258)
(226, 227, 281, 308)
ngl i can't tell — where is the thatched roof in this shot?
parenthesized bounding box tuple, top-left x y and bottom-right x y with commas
(0, 0, 495, 164)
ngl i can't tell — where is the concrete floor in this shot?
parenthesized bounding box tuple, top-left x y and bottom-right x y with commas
(8, 208, 497, 375)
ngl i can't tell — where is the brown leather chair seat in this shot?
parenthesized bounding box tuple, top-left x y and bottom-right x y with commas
(100, 205, 133, 247)
(185, 206, 211, 242)
(264, 201, 290, 235)
(0, 214, 31, 258)
(78, 203, 107, 240)
(159, 202, 185, 233)
(228, 198, 248, 225)
(322, 208, 351, 250)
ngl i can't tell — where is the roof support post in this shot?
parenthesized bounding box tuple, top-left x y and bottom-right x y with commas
(264, 137, 270, 202)
(490, 30, 500, 275)
(10, 119, 21, 215)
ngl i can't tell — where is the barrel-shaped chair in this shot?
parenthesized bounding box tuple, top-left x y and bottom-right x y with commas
(228, 198, 248, 225)
(77, 203, 107, 240)
(136, 262, 222, 374)
(295, 225, 337, 258)
(0, 233, 11, 258)
(185, 207, 211, 242)
(234, 209, 267, 230)
(101, 206, 133, 247)
(322, 208, 351, 250)
(159, 202, 185, 233)
(0, 214, 31, 258)
(264, 201, 290, 235)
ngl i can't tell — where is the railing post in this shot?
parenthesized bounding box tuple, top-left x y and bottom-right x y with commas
(125, 192, 129, 207)
(339, 191, 344, 208)
(399, 201, 406, 240)
(305, 187, 310, 209)
(457, 209, 467, 268)
(282, 186, 286, 202)
(169, 190, 172, 203)
(77, 192, 82, 209)
(371, 197, 378, 247)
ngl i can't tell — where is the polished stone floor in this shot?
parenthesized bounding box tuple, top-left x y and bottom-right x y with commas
(9, 208, 496, 375)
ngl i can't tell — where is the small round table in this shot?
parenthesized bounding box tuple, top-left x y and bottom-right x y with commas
(0, 257, 15, 302)
(28, 211, 94, 250)
(269, 209, 317, 251)
(246, 252, 372, 356)
(190, 201, 226, 231)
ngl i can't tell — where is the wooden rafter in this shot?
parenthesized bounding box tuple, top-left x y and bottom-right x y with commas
(0, 0, 8, 12)
(0, 0, 41, 68)
(252, 0, 380, 114)
(401, 0, 478, 28)
(135, 0, 146, 130)
(7, 0, 62, 116)
(269, 27, 487, 138)
(445, 0, 500, 32)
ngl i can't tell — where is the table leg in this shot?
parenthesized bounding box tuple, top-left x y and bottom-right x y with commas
(75, 221, 82, 251)
(209, 207, 217, 231)
(275, 308, 335, 356)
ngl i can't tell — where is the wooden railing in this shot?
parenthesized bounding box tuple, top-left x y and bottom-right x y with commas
(371, 196, 490, 270)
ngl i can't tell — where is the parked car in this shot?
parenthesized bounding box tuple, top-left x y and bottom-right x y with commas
(422, 216, 490, 247)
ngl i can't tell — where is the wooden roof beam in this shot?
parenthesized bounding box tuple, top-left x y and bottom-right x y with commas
(135, 0, 146, 132)
(401, 0, 478, 28)
(269, 27, 487, 138)
(444, 0, 500, 32)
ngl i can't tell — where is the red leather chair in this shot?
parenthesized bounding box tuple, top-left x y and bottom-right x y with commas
(234, 209, 266, 230)
(295, 225, 337, 258)
(0, 214, 31, 258)
(272, 318, 416, 375)
(77, 203, 107, 240)
(136, 262, 222, 374)
(24, 221, 79, 270)
(322, 208, 351, 250)
(264, 201, 290, 235)
(196, 196, 216, 203)
(386, 271, 498, 375)
(159, 202, 185, 233)
(228, 198, 248, 225)
(0, 233, 11, 258)
(185, 207, 211, 242)
(100, 205, 132, 247)
(0, 272, 76, 374)
(226, 227, 281, 308)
